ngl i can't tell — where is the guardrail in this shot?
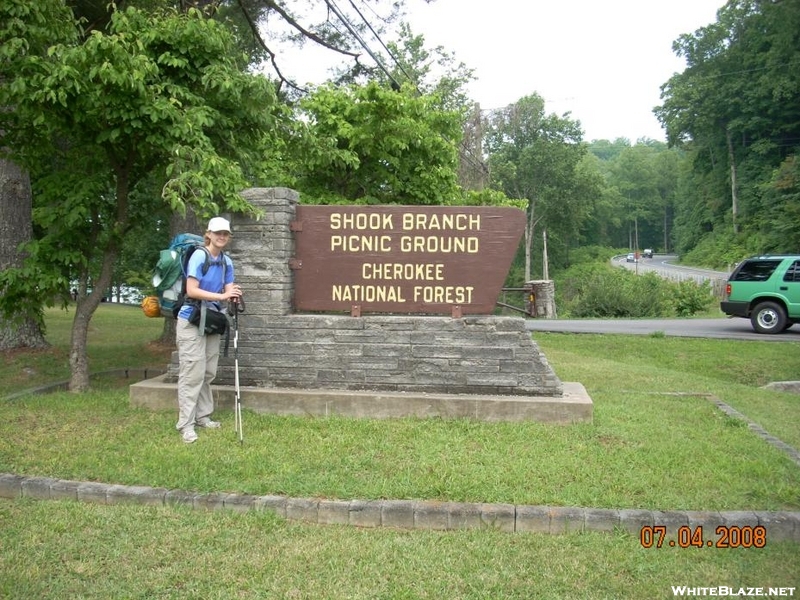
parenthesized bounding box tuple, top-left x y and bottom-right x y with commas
(615, 255, 730, 298)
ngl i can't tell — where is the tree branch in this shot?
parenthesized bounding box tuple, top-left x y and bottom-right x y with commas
(261, 0, 361, 58)
(236, 0, 307, 93)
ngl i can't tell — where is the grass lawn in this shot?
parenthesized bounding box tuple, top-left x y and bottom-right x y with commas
(1, 304, 799, 598)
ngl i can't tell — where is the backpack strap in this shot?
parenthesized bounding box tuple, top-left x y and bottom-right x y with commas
(195, 250, 232, 356)
(220, 254, 230, 356)
(199, 247, 214, 276)
(198, 249, 226, 284)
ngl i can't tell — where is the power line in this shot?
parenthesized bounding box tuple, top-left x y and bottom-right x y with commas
(345, 0, 415, 85)
(325, 0, 487, 178)
(325, 0, 490, 180)
(683, 58, 800, 80)
(323, 0, 402, 90)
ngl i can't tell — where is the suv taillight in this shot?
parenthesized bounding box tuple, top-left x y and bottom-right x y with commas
(726, 283, 732, 296)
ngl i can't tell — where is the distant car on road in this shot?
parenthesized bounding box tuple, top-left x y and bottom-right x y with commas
(626, 253, 637, 263)
(720, 254, 800, 334)
(643, 248, 653, 259)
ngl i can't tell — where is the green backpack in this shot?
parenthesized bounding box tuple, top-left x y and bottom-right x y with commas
(152, 233, 219, 318)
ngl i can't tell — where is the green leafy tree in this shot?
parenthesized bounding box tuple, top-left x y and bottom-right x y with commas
(652, 146, 680, 253)
(587, 138, 631, 162)
(377, 23, 486, 191)
(656, 0, 800, 255)
(760, 155, 800, 252)
(0, 0, 78, 351)
(0, 5, 283, 390)
(289, 81, 461, 205)
(578, 150, 624, 250)
(485, 94, 594, 280)
(608, 144, 667, 253)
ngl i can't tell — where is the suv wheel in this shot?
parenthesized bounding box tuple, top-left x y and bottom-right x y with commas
(750, 301, 787, 334)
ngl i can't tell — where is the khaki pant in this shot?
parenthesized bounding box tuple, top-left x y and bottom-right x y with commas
(176, 318, 220, 432)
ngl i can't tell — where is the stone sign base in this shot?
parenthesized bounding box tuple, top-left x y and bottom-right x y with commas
(129, 377, 592, 424)
(133, 188, 593, 425)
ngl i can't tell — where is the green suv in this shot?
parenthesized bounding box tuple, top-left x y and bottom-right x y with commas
(720, 255, 800, 334)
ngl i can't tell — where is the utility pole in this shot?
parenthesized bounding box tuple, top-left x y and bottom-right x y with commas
(542, 229, 549, 280)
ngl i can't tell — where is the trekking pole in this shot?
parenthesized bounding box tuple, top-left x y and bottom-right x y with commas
(230, 297, 245, 444)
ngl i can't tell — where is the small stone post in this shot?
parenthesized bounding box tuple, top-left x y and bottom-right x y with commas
(526, 280, 557, 319)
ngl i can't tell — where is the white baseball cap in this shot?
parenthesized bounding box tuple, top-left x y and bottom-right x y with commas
(207, 217, 231, 233)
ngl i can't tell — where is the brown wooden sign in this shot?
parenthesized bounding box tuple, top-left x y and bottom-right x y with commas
(292, 205, 526, 315)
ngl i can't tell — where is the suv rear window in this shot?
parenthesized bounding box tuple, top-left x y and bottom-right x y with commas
(730, 259, 782, 282)
(784, 260, 800, 282)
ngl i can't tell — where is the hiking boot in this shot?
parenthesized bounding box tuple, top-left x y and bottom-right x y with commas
(197, 419, 221, 429)
(182, 429, 198, 444)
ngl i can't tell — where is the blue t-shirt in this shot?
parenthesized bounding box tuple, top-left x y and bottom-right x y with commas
(177, 249, 234, 320)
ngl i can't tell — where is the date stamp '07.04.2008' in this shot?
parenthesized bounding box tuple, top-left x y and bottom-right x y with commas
(640, 525, 767, 549)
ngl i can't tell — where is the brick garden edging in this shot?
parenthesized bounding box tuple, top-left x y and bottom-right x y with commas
(2, 473, 798, 542)
(9, 379, 800, 541)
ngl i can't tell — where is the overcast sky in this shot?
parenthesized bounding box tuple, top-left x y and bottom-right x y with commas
(277, 0, 725, 143)
(403, 0, 724, 142)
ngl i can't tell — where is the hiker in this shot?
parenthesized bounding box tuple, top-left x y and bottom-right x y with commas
(175, 217, 243, 444)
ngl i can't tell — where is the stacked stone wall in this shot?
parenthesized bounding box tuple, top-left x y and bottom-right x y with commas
(168, 187, 563, 398)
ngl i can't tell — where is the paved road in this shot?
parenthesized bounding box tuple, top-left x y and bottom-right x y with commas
(522, 255, 800, 341)
(617, 253, 730, 284)
(525, 317, 800, 342)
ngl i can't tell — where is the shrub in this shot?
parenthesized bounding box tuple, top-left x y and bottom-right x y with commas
(672, 279, 714, 316)
(556, 263, 678, 318)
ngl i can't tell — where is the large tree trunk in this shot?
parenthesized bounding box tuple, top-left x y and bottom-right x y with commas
(0, 158, 49, 351)
(68, 165, 131, 391)
(68, 226, 119, 391)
